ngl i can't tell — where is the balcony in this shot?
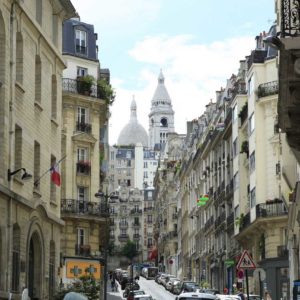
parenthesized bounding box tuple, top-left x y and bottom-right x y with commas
(239, 103, 248, 126)
(215, 212, 226, 228)
(144, 207, 154, 212)
(76, 161, 91, 175)
(239, 212, 251, 231)
(130, 209, 143, 215)
(76, 121, 92, 134)
(119, 222, 129, 229)
(133, 234, 140, 240)
(204, 216, 214, 232)
(62, 78, 110, 100)
(75, 244, 91, 257)
(225, 180, 233, 199)
(172, 213, 178, 220)
(257, 81, 278, 98)
(132, 222, 141, 228)
(256, 202, 288, 218)
(226, 212, 234, 228)
(118, 234, 129, 242)
(61, 199, 108, 218)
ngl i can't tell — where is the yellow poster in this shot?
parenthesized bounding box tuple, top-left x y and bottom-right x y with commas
(66, 260, 101, 279)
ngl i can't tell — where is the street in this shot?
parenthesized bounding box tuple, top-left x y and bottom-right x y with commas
(136, 277, 177, 300)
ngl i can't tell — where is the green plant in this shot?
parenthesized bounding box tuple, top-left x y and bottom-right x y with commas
(54, 274, 100, 300)
(235, 213, 244, 228)
(97, 79, 116, 105)
(121, 240, 138, 260)
(77, 75, 95, 95)
(200, 280, 210, 288)
(240, 141, 249, 155)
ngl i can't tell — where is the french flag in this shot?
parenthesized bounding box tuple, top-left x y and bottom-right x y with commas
(50, 165, 61, 186)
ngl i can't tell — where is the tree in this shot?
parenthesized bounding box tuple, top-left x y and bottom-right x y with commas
(54, 275, 100, 300)
(121, 240, 138, 261)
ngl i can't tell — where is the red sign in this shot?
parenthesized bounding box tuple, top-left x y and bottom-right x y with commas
(236, 250, 256, 269)
(237, 269, 244, 279)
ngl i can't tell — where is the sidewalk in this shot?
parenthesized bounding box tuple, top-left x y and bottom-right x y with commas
(107, 280, 123, 300)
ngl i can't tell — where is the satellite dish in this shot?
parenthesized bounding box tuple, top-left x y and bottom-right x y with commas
(21, 288, 29, 300)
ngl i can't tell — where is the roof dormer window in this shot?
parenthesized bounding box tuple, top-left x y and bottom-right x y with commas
(75, 29, 87, 55)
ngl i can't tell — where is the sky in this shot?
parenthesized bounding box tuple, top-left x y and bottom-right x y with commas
(70, 0, 276, 145)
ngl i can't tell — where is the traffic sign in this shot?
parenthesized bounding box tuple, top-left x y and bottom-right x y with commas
(236, 250, 256, 269)
(237, 269, 244, 279)
(225, 259, 235, 266)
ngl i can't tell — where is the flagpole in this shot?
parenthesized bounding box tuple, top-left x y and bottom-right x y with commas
(34, 155, 66, 187)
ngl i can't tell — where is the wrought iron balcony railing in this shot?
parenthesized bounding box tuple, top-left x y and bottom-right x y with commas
(226, 212, 234, 227)
(130, 209, 143, 215)
(119, 222, 129, 229)
(75, 244, 91, 257)
(277, 245, 288, 257)
(256, 202, 288, 218)
(61, 199, 108, 217)
(133, 234, 140, 239)
(76, 121, 92, 134)
(76, 161, 91, 175)
(62, 78, 109, 100)
(118, 234, 129, 242)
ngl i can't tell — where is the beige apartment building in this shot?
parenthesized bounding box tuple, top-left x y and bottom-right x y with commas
(0, 1, 76, 299)
(153, 24, 298, 300)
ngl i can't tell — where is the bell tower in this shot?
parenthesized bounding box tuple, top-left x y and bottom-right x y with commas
(148, 70, 175, 149)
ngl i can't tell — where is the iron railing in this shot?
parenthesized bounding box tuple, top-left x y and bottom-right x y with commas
(256, 202, 288, 217)
(61, 199, 108, 216)
(75, 244, 91, 257)
(76, 121, 92, 133)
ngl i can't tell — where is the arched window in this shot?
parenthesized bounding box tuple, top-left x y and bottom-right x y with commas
(16, 32, 23, 84)
(35, 55, 42, 104)
(12, 224, 21, 292)
(160, 117, 168, 127)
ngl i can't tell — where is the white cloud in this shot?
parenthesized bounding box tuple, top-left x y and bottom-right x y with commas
(109, 34, 255, 144)
(71, 0, 161, 31)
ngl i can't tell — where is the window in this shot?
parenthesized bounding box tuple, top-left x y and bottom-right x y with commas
(144, 162, 148, 168)
(148, 191, 153, 198)
(78, 186, 88, 201)
(233, 172, 239, 190)
(126, 151, 132, 159)
(77, 148, 88, 161)
(77, 228, 85, 245)
(34, 141, 40, 188)
(249, 113, 255, 134)
(144, 171, 148, 178)
(77, 67, 87, 77)
(250, 187, 256, 208)
(16, 32, 23, 84)
(147, 215, 152, 223)
(127, 179, 131, 186)
(126, 169, 131, 176)
(121, 229, 127, 235)
(232, 104, 238, 122)
(110, 151, 115, 160)
(134, 217, 139, 225)
(250, 151, 255, 173)
(147, 238, 153, 247)
(75, 29, 87, 55)
(14, 125, 22, 175)
(51, 75, 57, 119)
(248, 75, 254, 95)
(77, 107, 88, 124)
(35, 55, 42, 104)
(233, 138, 238, 157)
(52, 14, 58, 46)
(127, 160, 131, 167)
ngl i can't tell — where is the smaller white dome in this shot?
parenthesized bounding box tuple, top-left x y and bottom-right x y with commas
(117, 96, 148, 147)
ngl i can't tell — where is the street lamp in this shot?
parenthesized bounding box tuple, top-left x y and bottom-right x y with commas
(7, 168, 32, 181)
(95, 190, 118, 300)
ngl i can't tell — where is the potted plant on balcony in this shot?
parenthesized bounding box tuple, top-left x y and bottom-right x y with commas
(97, 79, 116, 105)
(77, 75, 95, 96)
(235, 213, 244, 228)
(240, 141, 249, 157)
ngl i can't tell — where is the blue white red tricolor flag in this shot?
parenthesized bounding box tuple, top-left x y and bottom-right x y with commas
(50, 165, 61, 186)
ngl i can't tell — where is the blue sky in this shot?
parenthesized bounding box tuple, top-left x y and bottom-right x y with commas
(71, 0, 276, 145)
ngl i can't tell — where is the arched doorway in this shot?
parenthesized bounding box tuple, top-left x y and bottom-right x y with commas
(28, 232, 42, 300)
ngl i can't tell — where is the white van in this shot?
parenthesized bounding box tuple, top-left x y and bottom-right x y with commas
(175, 292, 217, 300)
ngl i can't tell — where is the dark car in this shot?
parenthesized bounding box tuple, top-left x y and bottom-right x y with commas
(125, 290, 146, 300)
(179, 281, 199, 293)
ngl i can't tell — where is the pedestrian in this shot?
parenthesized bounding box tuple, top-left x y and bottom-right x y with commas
(237, 288, 245, 300)
(111, 277, 116, 292)
(264, 291, 272, 300)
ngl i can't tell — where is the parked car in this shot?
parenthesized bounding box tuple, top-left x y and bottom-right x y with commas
(179, 281, 199, 293)
(216, 295, 241, 300)
(198, 289, 220, 295)
(157, 273, 168, 285)
(247, 295, 263, 300)
(166, 278, 180, 291)
(122, 281, 140, 295)
(154, 272, 162, 283)
(172, 280, 183, 295)
(125, 290, 146, 300)
(163, 275, 177, 288)
(175, 292, 217, 300)
(134, 295, 155, 300)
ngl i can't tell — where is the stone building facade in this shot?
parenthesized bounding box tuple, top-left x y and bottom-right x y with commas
(0, 1, 75, 299)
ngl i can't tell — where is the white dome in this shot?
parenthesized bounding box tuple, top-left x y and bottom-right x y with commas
(117, 97, 148, 147)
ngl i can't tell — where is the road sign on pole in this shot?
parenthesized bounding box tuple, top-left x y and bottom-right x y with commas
(236, 250, 256, 269)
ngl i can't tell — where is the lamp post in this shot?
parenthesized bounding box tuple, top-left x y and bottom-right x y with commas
(95, 190, 118, 300)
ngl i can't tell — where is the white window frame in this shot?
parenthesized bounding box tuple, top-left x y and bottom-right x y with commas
(77, 228, 85, 245)
(77, 186, 88, 201)
(77, 107, 88, 124)
(77, 148, 88, 161)
(77, 66, 88, 77)
(75, 29, 87, 54)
